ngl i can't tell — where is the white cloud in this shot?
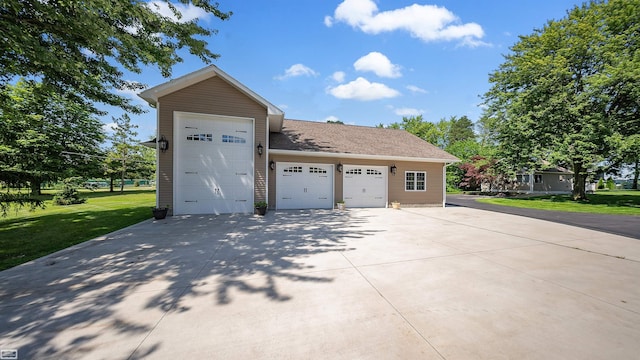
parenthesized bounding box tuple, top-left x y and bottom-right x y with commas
(146, 1, 209, 23)
(326, 0, 486, 47)
(332, 71, 346, 83)
(354, 52, 401, 78)
(327, 77, 400, 101)
(406, 85, 427, 94)
(275, 64, 319, 80)
(102, 122, 117, 134)
(324, 15, 334, 27)
(393, 107, 424, 116)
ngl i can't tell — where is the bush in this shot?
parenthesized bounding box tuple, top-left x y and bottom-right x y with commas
(53, 177, 87, 205)
(606, 178, 616, 190)
(597, 178, 605, 189)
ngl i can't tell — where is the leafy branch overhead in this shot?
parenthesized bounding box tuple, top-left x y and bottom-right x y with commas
(0, 0, 232, 113)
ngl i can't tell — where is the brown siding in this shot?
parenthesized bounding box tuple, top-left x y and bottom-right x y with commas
(157, 76, 268, 213)
(268, 154, 445, 208)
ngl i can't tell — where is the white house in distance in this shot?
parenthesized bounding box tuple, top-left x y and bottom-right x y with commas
(139, 65, 459, 216)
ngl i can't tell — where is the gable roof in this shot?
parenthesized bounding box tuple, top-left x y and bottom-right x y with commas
(270, 119, 459, 163)
(138, 65, 285, 131)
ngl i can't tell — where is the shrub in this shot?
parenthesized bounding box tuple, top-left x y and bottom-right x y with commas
(606, 178, 616, 190)
(597, 178, 605, 189)
(53, 177, 87, 205)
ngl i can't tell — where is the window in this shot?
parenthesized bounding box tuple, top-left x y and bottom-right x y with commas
(405, 171, 426, 191)
(516, 174, 530, 183)
(345, 168, 362, 175)
(366, 169, 382, 175)
(534, 174, 543, 184)
(283, 166, 302, 173)
(222, 134, 246, 144)
(186, 133, 213, 142)
(309, 167, 327, 174)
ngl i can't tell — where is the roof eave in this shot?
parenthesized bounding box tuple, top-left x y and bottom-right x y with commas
(269, 149, 460, 163)
(138, 65, 285, 129)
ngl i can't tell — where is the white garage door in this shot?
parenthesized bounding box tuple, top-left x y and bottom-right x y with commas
(276, 162, 333, 209)
(174, 112, 254, 215)
(343, 165, 387, 208)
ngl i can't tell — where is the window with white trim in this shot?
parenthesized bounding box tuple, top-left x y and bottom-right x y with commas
(222, 134, 246, 144)
(366, 169, 382, 175)
(405, 171, 426, 191)
(186, 133, 213, 142)
(283, 166, 302, 173)
(309, 167, 327, 174)
(345, 168, 362, 175)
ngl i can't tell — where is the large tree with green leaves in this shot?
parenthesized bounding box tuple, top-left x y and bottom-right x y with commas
(0, 0, 232, 113)
(0, 80, 105, 195)
(482, 0, 639, 200)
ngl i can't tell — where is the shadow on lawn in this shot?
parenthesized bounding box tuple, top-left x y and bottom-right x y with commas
(0, 210, 378, 358)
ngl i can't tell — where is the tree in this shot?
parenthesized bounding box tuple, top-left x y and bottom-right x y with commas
(0, 0, 232, 113)
(482, 0, 638, 200)
(104, 114, 153, 193)
(0, 80, 104, 195)
(447, 115, 475, 145)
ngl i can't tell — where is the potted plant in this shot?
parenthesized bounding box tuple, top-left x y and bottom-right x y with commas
(391, 201, 401, 210)
(336, 200, 346, 210)
(254, 201, 268, 215)
(152, 205, 169, 220)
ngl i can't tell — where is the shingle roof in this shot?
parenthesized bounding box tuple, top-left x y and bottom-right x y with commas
(270, 119, 459, 162)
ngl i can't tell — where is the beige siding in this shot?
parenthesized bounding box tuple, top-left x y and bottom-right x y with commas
(157, 76, 269, 213)
(268, 154, 445, 208)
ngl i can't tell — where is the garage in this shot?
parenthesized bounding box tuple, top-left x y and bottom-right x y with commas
(174, 112, 254, 215)
(343, 165, 387, 208)
(276, 162, 334, 209)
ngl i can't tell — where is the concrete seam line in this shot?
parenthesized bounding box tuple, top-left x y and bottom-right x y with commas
(338, 251, 447, 360)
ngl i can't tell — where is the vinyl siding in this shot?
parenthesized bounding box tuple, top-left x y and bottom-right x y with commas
(268, 154, 444, 208)
(157, 76, 269, 213)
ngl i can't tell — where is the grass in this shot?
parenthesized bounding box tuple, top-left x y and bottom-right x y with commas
(0, 188, 155, 271)
(477, 190, 640, 216)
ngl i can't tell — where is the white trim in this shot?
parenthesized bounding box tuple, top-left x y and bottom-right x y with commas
(442, 164, 446, 208)
(265, 115, 270, 206)
(404, 171, 427, 192)
(156, 102, 161, 208)
(269, 149, 458, 164)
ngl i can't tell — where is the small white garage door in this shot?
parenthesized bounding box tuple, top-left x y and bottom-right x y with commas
(276, 162, 333, 209)
(174, 112, 254, 215)
(343, 165, 387, 208)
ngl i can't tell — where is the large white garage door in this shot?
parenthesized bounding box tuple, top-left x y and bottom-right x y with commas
(343, 165, 387, 208)
(174, 112, 254, 215)
(276, 162, 333, 209)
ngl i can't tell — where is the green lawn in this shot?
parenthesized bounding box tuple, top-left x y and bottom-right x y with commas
(0, 189, 155, 271)
(477, 190, 640, 216)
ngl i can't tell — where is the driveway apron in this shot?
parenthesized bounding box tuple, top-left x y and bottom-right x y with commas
(1, 208, 639, 359)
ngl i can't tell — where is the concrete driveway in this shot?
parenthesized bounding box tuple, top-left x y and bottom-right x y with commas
(1, 207, 639, 359)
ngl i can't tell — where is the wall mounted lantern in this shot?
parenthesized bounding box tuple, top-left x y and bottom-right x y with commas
(257, 143, 264, 157)
(269, 160, 275, 171)
(158, 135, 169, 153)
(337, 163, 343, 173)
(390, 164, 397, 175)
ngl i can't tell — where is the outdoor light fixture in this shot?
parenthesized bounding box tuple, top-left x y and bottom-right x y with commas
(337, 163, 343, 173)
(390, 164, 397, 175)
(158, 135, 169, 153)
(257, 143, 264, 157)
(269, 160, 275, 171)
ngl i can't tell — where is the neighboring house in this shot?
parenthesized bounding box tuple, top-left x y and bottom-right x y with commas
(139, 65, 459, 215)
(482, 166, 574, 193)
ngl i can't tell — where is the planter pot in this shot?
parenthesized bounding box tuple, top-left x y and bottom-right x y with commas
(255, 206, 267, 216)
(336, 203, 346, 210)
(391, 202, 401, 210)
(152, 208, 168, 220)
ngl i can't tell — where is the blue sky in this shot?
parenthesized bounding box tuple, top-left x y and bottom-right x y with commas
(108, 0, 585, 140)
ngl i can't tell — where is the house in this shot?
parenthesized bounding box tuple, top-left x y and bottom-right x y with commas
(139, 65, 459, 215)
(482, 165, 574, 193)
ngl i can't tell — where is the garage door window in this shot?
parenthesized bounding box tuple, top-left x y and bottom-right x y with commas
(366, 169, 382, 175)
(405, 171, 426, 191)
(346, 168, 361, 175)
(187, 133, 213, 142)
(222, 134, 246, 144)
(284, 166, 302, 173)
(309, 167, 327, 174)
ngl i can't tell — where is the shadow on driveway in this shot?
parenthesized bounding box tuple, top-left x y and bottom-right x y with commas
(0, 210, 378, 359)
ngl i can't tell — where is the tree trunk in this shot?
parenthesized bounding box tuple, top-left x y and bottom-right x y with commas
(572, 164, 587, 201)
(633, 158, 639, 190)
(120, 158, 126, 193)
(29, 179, 41, 196)
(109, 177, 114, 192)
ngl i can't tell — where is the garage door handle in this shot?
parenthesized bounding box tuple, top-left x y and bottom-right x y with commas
(236, 199, 247, 202)
(185, 171, 198, 174)
(236, 172, 247, 176)
(185, 200, 198, 203)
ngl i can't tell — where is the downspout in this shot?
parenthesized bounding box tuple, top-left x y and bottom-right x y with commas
(265, 115, 270, 206)
(442, 162, 449, 208)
